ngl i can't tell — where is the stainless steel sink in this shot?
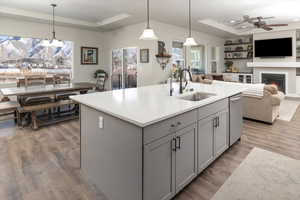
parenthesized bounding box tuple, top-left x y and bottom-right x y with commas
(179, 92, 216, 101)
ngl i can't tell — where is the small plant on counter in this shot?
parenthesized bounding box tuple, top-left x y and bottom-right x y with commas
(171, 64, 180, 80)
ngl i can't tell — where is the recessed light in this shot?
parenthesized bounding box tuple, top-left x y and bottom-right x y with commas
(241, 25, 247, 29)
(229, 20, 236, 24)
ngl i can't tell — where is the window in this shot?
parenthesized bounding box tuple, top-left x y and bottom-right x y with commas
(0, 35, 73, 84)
(190, 45, 205, 74)
(172, 41, 185, 68)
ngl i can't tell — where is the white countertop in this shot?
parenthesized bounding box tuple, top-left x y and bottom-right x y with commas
(71, 82, 247, 127)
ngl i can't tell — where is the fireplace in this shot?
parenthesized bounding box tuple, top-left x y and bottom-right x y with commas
(261, 73, 286, 93)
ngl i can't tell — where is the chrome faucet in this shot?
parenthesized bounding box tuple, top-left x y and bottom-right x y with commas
(179, 67, 193, 94)
(169, 76, 174, 96)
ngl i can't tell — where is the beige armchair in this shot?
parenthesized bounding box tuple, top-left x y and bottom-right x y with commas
(243, 85, 285, 124)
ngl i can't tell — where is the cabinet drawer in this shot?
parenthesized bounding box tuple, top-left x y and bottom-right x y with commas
(198, 98, 228, 120)
(143, 110, 197, 145)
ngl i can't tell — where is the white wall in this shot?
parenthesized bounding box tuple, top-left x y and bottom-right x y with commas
(0, 18, 225, 88)
(105, 21, 225, 87)
(253, 30, 297, 62)
(0, 17, 109, 84)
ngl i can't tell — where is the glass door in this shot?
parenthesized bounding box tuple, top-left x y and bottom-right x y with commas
(111, 47, 138, 90)
(111, 49, 123, 90)
(189, 45, 205, 74)
(123, 48, 138, 88)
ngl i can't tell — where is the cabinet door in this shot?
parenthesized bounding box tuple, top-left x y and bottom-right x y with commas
(214, 110, 229, 158)
(198, 116, 214, 173)
(175, 123, 197, 192)
(144, 134, 175, 200)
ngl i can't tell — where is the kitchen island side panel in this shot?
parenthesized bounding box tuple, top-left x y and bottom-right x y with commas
(81, 105, 143, 200)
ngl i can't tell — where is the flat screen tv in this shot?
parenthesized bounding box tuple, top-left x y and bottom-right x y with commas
(254, 38, 293, 57)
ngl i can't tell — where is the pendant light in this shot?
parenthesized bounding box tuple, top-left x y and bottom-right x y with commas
(184, 0, 197, 46)
(139, 0, 158, 40)
(42, 4, 64, 47)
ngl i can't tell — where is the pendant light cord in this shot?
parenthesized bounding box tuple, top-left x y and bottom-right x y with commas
(188, 0, 191, 37)
(51, 4, 57, 40)
(147, 0, 150, 28)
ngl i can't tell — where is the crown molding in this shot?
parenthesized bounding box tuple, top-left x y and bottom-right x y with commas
(0, 6, 131, 28)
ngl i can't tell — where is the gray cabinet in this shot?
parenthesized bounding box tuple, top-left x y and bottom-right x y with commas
(214, 110, 229, 158)
(144, 123, 197, 200)
(80, 97, 238, 200)
(175, 124, 197, 192)
(198, 109, 229, 174)
(144, 134, 175, 200)
(81, 105, 143, 200)
(197, 115, 214, 173)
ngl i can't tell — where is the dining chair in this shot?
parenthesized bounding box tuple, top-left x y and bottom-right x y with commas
(24, 75, 47, 87)
(96, 73, 107, 91)
(54, 74, 71, 85)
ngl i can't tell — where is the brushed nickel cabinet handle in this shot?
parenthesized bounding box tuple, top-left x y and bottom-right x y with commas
(176, 136, 181, 150)
(214, 117, 217, 128)
(172, 138, 177, 152)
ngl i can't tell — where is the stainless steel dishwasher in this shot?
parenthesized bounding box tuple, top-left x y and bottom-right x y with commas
(229, 94, 243, 146)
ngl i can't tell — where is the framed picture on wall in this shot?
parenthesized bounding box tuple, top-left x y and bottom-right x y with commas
(140, 49, 149, 63)
(81, 47, 98, 65)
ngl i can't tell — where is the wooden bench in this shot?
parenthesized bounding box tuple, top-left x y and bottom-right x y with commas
(0, 101, 20, 122)
(18, 100, 78, 130)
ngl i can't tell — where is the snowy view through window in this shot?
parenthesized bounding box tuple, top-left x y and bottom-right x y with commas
(0, 35, 73, 84)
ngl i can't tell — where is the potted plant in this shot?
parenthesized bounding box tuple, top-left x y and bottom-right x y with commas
(94, 69, 108, 79)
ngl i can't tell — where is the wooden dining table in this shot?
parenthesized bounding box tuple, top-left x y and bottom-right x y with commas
(0, 82, 95, 129)
(1, 82, 95, 100)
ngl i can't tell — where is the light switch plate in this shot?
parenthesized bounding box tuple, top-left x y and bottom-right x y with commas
(98, 116, 103, 129)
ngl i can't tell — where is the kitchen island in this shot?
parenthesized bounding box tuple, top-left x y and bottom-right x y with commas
(71, 82, 247, 200)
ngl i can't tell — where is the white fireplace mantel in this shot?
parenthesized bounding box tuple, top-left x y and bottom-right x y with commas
(247, 62, 300, 68)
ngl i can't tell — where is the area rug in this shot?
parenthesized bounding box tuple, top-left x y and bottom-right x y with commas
(211, 148, 300, 200)
(278, 100, 300, 121)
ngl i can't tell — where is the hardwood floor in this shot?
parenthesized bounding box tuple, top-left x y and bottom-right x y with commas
(0, 107, 300, 200)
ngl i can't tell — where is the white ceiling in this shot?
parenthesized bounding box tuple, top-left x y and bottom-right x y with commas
(2, 0, 300, 37)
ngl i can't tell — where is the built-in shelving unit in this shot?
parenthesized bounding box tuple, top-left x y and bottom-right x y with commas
(224, 36, 253, 72)
(224, 58, 251, 60)
(296, 30, 300, 62)
(224, 38, 253, 60)
(224, 42, 252, 46)
(224, 50, 248, 53)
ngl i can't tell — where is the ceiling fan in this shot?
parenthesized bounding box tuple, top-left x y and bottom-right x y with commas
(234, 15, 288, 31)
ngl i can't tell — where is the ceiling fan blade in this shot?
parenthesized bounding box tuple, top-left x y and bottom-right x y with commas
(262, 25, 273, 31)
(267, 24, 288, 27)
(249, 16, 260, 20)
(261, 16, 275, 20)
